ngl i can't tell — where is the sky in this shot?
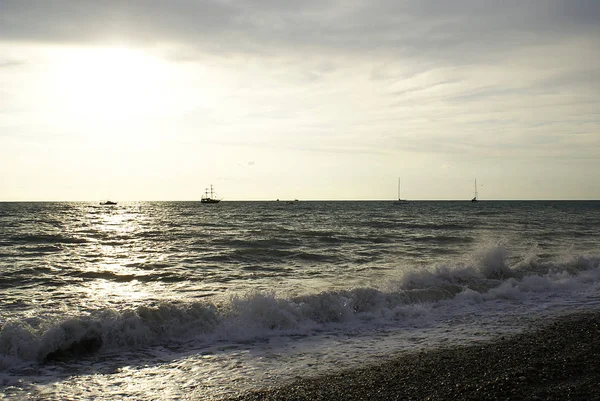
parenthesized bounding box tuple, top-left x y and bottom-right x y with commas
(1, 0, 599, 201)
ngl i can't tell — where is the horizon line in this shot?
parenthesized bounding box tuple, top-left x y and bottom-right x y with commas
(1, 199, 599, 203)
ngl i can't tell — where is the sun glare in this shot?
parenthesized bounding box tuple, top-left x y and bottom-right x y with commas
(50, 46, 171, 120)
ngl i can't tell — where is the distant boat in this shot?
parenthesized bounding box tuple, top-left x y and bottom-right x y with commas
(471, 179, 478, 202)
(99, 200, 117, 205)
(275, 199, 299, 204)
(396, 177, 409, 204)
(201, 185, 221, 204)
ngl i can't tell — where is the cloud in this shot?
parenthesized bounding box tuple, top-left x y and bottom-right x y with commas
(1, 0, 599, 200)
(0, 59, 25, 68)
(1, 1, 598, 62)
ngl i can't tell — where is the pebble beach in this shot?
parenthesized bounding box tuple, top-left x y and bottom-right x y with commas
(227, 311, 600, 400)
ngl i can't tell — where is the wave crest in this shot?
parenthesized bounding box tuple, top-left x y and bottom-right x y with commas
(1, 251, 599, 368)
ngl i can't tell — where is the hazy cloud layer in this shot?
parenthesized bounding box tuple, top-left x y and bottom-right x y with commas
(2, 1, 599, 59)
(1, 0, 599, 199)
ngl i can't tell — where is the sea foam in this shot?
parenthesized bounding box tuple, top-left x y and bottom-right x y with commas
(2, 247, 599, 370)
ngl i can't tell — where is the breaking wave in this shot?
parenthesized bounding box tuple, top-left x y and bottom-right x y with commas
(2, 247, 599, 369)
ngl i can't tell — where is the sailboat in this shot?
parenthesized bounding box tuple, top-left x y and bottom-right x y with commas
(396, 177, 409, 204)
(471, 179, 478, 202)
(201, 185, 221, 204)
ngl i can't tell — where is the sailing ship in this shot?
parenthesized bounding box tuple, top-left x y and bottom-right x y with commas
(471, 179, 478, 202)
(396, 177, 409, 204)
(201, 185, 221, 204)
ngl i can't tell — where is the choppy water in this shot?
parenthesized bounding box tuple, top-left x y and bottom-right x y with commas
(1, 200, 599, 400)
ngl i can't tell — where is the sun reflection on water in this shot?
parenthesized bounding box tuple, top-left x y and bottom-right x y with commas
(79, 205, 160, 307)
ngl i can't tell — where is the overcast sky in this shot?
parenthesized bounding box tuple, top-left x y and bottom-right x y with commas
(1, 0, 599, 200)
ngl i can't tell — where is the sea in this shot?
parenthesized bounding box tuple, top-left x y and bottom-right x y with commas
(1, 200, 599, 400)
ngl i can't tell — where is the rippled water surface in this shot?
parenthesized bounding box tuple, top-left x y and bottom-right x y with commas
(1, 201, 599, 399)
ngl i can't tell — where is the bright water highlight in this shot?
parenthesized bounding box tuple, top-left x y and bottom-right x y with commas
(1, 201, 599, 399)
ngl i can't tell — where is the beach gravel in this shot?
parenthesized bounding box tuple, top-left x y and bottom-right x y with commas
(225, 311, 600, 400)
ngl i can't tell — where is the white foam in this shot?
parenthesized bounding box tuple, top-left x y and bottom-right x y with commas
(2, 249, 599, 372)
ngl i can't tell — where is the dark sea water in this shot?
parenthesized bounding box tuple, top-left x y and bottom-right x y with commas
(1, 200, 599, 399)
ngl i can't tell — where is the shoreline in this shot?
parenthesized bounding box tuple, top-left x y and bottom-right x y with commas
(225, 310, 600, 400)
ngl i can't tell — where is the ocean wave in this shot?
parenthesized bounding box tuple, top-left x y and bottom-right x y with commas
(394, 222, 474, 230)
(0, 267, 70, 290)
(209, 238, 298, 249)
(65, 270, 139, 282)
(206, 247, 340, 264)
(1, 250, 599, 369)
(61, 270, 190, 284)
(8, 234, 88, 245)
(411, 235, 474, 244)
